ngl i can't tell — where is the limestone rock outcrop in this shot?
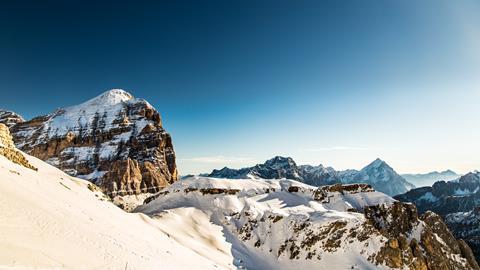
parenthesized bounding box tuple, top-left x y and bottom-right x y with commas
(0, 124, 36, 170)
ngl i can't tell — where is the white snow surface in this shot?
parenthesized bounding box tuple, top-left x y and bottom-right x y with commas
(0, 152, 233, 270)
(45, 89, 151, 137)
(136, 176, 396, 270)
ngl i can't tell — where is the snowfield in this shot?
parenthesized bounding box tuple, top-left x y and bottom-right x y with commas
(0, 153, 234, 270)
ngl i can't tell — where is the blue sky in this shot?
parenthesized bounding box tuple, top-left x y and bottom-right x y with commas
(1, 1, 480, 174)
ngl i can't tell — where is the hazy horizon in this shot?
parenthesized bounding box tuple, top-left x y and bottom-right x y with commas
(2, 1, 480, 175)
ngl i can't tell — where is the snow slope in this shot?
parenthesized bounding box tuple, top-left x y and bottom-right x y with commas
(0, 152, 232, 270)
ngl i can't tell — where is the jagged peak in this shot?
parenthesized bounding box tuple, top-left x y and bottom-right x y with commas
(458, 171, 480, 183)
(215, 166, 233, 172)
(364, 158, 389, 170)
(265, 156, 294, 164)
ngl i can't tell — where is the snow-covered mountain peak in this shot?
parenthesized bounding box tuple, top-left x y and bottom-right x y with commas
(359, 159, 398, 176)
(365, 158, 388, 169)
(264, 156, 296, 168)
(347, 159, 415, 195)
(82, 89, 134, 107)
(9, 89, 178, 196)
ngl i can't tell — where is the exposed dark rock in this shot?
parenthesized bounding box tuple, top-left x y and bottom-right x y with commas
(313, 183, 374, 203)
(364, 202, 480, 270)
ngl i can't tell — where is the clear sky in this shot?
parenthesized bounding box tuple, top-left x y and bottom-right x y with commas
(1, 1, 480, 175)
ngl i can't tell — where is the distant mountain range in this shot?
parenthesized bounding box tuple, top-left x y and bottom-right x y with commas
(446, 208, 480, 264)
(401, 170, 460, 187)
(208, 156, 415, 196)
(395, 171, 480, 215)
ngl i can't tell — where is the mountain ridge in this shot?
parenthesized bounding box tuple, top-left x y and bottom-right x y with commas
(208, 156, 415, 196)
(402, 170, 460, 187)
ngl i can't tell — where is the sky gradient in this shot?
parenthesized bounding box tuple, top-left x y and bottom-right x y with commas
(1, 0, 480, 175)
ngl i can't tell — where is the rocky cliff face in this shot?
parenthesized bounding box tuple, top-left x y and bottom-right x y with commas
(0, 110, 24, 128)
(6, 89, 177, 196)
(365, 202, 479, 270)
(0, 124, 36, 170)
